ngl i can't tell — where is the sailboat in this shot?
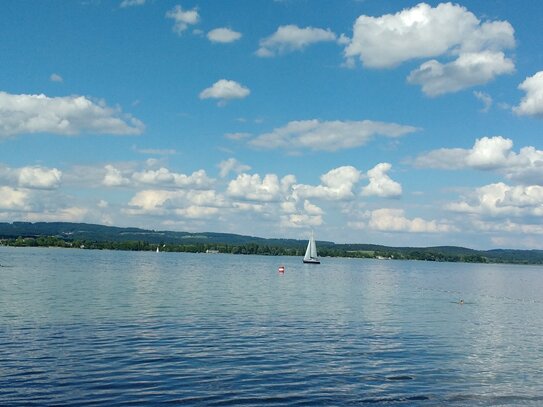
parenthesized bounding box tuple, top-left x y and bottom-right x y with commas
(303, 231, 320, 264)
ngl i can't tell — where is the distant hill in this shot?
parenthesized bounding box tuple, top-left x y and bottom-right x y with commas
(0, 221, 316, 246)
(1, 221, 542, 264)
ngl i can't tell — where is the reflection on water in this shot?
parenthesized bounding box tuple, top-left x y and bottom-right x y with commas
(1, 247, 543, 405)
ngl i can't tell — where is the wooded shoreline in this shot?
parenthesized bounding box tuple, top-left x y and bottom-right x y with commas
(2, 233, 542, 265)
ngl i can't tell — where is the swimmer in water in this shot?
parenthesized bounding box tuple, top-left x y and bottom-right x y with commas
(459, 299, 464, 304)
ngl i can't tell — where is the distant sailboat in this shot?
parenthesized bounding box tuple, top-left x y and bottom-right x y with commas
(156, 246, 160, 253)
(303, 231, 320, 264)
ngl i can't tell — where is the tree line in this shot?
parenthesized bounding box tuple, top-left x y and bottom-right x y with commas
(0, 236, 302, 256)
(1, 236, 541, 264)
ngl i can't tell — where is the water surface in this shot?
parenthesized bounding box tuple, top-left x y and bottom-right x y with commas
(1, 247, 542, 405)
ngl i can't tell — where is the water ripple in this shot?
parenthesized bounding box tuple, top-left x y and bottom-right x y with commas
(1, 248, 543, 405)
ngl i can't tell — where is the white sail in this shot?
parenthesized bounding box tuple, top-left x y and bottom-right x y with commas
(303, 231, 320, 263)
(310, 234, 318, 258)
(304, 240, 312, 261)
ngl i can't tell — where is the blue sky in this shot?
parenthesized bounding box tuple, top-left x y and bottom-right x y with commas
(1, 0, 542, 249)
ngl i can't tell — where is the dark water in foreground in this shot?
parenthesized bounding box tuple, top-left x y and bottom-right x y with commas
(1, 247, 542, 406)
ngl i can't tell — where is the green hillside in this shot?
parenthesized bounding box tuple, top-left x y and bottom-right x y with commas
(1, 221, 542, 265)
(0, 221, 311, 246)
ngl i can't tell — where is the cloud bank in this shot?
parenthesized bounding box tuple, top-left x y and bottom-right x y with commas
(0, 91, 144, 138)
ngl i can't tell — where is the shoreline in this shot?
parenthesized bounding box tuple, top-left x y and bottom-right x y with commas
(2, 238, 542, 266)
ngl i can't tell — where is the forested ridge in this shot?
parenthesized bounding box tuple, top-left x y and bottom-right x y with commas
(1, 222, 542, 265)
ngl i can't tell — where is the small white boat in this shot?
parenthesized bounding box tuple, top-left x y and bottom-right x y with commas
(303, 231, 320, 264)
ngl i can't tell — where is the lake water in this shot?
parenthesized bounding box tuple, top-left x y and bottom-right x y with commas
(1, 247, 542, 406)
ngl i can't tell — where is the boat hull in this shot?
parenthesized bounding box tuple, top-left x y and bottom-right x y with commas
(303, 259, 320, 264)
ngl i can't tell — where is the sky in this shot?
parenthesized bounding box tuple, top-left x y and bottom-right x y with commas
(1, 0, 543, 249)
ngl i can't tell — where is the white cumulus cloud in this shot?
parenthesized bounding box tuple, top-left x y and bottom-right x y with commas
(344, 3, 515, 95)
(464, 136, 513, 169)
(0, 91, 144, 138)
(199, 79, 250, 106)
(0, 186, 31, 211)
(280, 200, 297, 214)
(513, 71, 543, 118)
(362, 163, 402, 198)
(132, 168, 214, 189)
(126, 189, 225, 219)
(303, 199, 323, 216)
(127, 189, 177, 214)
(281, 213, 323, 228)
(345, 2, 515, 68)
(207, 28, 242, 43)
(413, 136, 543, 184)
(166, 5, 199, 35)
(227, 173, 285, 202)
(18, 166, 62, 190)
(369, 208, 454, 233)
(293, 166, 362, 201)
(447, 183, 543, 217)
(103, 165, 130, 187)
(0, 164, 62, 190)
(102, 165, 215, 190)
(407, 51, 514, 96)
(250, 119, 418, 152)
(256, 25, 338, 57)
(218, 158, 251, 178)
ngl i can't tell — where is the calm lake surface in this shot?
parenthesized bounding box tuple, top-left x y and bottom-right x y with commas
(1, 247, 542, 406)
